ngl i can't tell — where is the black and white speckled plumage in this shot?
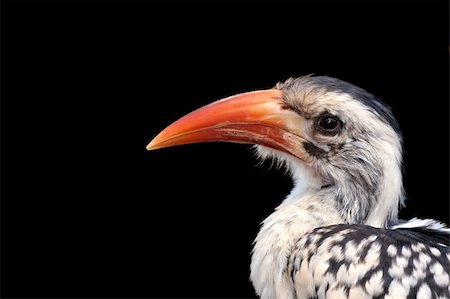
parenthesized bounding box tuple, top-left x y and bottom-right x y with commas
(290, 224, 450, 298)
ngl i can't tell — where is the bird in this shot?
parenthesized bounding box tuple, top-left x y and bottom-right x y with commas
(146, 75, 450, 298)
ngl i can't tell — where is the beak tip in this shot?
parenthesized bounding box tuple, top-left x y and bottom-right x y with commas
(146, 140, 157, 151)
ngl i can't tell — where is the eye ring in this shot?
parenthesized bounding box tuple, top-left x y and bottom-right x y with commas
(317, 115, 342, 136)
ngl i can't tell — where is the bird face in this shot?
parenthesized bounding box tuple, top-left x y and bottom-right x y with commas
(146, 88, 348, 167)
(147, 76, 404, 226)
(147, 76, 400, 185)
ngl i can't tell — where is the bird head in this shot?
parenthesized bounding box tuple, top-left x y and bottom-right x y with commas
(147, 76, 404, 227)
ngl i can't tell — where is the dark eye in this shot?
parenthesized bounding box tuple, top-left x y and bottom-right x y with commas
(317, 115, 342, 135)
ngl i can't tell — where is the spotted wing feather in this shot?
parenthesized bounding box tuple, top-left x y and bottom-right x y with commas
(290, 224, 450, 299)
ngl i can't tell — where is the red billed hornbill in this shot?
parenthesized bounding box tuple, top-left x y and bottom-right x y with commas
(147, 76, 450, 298)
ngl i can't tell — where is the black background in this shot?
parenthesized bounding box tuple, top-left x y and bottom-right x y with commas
(2, 1, 448, 298)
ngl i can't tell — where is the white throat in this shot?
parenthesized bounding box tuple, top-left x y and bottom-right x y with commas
(251, 147, 343, 298)
(250, 194, 343, 299)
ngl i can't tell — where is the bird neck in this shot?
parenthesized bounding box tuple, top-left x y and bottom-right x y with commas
(319, 138, 404, 227)
(250, 195, 343, 298)
(364, 148, 404, 227)
(258, 139, 404, 228)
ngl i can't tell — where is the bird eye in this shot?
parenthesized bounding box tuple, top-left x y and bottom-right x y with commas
(317, 115, 342, 135)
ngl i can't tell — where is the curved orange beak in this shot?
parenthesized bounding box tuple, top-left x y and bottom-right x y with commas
(147, 89, 308, 160)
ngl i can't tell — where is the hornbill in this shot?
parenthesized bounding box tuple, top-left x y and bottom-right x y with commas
(147, 76, 450, 298)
